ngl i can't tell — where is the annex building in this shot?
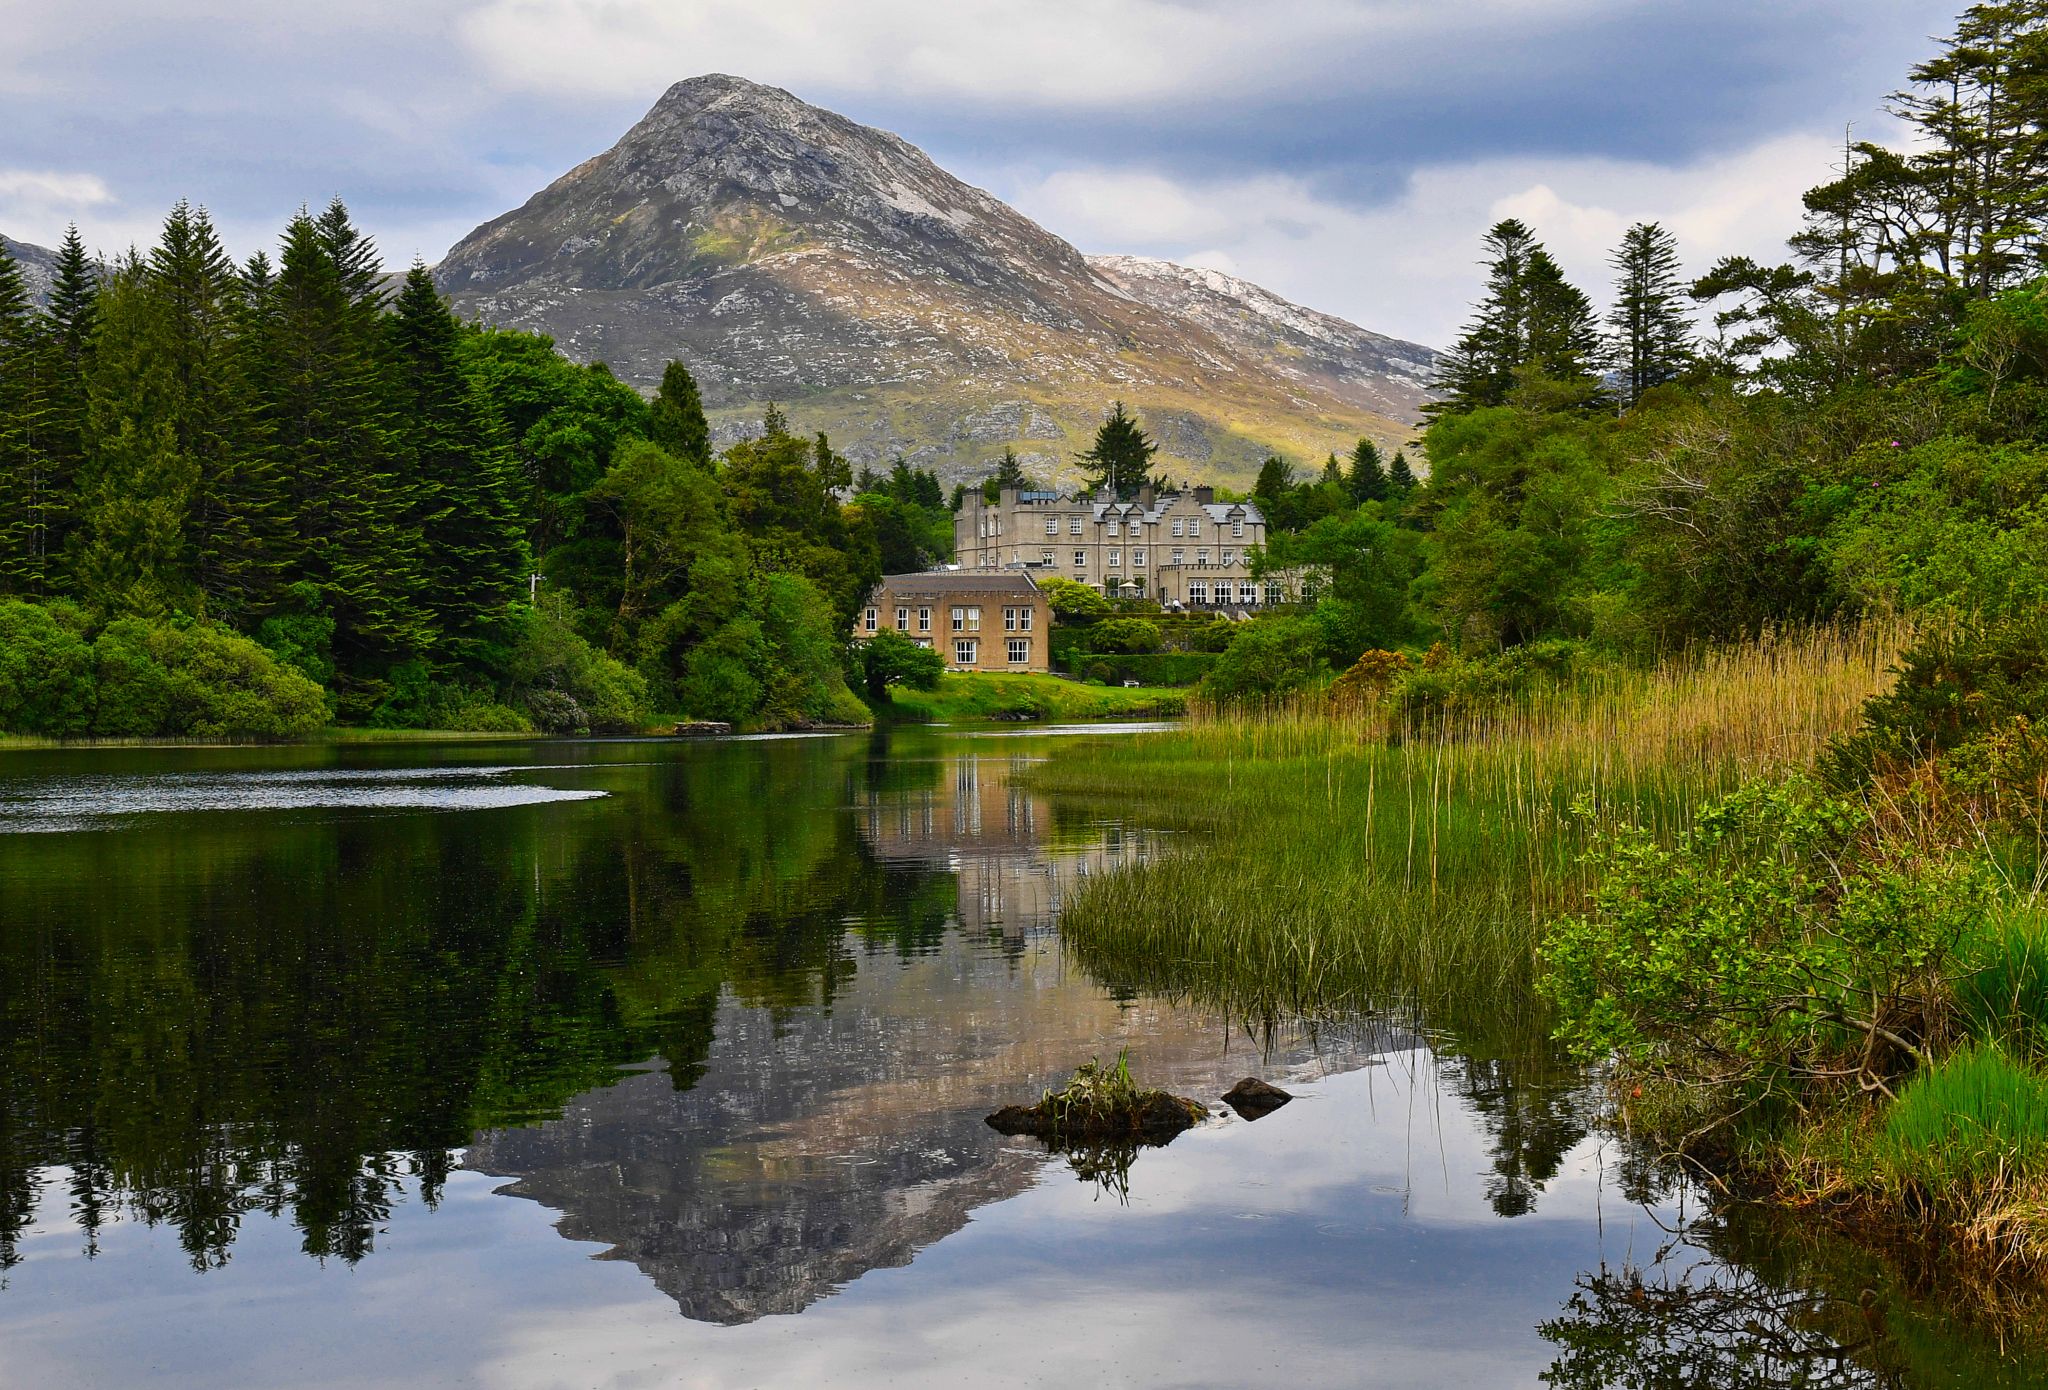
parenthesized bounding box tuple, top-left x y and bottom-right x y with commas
(955, 485, 1276, 609)
(855, 571, 1053, 673)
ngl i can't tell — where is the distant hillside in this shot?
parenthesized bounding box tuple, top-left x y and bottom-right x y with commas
(1, 234, 57, 305)
(438, 74, 1435, 487)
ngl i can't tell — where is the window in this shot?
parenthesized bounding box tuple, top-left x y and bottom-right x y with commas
(1197, 549, 1210, 566)
(1040, 549, 1055, 566)
(1221, 548, 1234, 565)
(1171, 548, 1184, 566)
(1233, 519, 1244, 538)
(966, 606, 982, 631)
(918, 607, 931, 632)
(1265, 582, 1284, 605)
(1189, 518, 1202, 537)
(1007, 637, 1030, 664)
(1073, 550, 1086, 567)
(1240, 583, 1257, 603)
(863, 606, 878, 632)
(1045, 516, 1059, 536)
(978, 518, 988, 539)
(951, 607, 965, 632)
(895, 606, 909, 631)
(1069, 517, 1083, 535)
(1018, 607, 1033, 631)
(1003, 606, 1019, 631)
(1107, 520, 1120, 537)
(1171, 519, 1183, 538)
(1107, 549, 1121, 567)
(954, 638, 978, 665)
(914, 637, 932, 649)
(1132, 548, 1145, 566)
(1190, 581, 1208, 604)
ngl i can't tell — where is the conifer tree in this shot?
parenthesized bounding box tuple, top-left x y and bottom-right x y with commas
(0, 240, 59, 593)
(1607, 222, 1694, 407)
(147, 201, 279, 617)
(1348, 437, 1388, 503)
(649, 359, 711, 463)
(253, 212, 425, 700)
(1321, 452, 1344, 486)
(1077, 400, 1160, 498)
(1430, 220, 1604, 413)
(993, 446, 1029, 491)
(386, 264, 527, 651)
(1388, 450, 1417, 492)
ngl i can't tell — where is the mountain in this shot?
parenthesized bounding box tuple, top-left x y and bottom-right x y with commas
(437, 74, 1435, 486)
(1, 234, 57, 305)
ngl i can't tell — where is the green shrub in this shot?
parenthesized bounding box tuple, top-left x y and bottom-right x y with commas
(1063, 651, 1216, 687)
(91, 618, 327, 738)
(1541, 778, 1995, 1135)
(506, 607, 647, 733)
(1089, 618, 1164, 654)
(0, 600, 96, 736)
(1199, 618, 1328, 702)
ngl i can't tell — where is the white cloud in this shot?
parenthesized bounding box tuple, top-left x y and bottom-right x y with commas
(0, 169, 114, 209)
(1000, 131, 1842, 348)
(454, 0, 1624, 107)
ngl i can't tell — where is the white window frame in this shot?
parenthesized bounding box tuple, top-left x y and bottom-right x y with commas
(954, 638, 978, 665)
(1171, 519, 1183, 537)
(1040, 549, 1055, 566)
(966, 606, 982, 631)
(1171, 548, 1184, 566)
(864, 606, 878, 631)
(1006, 637, 1030, 665)
(1107, 549, 1121, 567)
(918, 607, 932, 632)
(1073, 549, 1087, 567)
(1018, 607, 1033, 631)
(1069, 517, 1084, 535)
(1233, 519, 1244, 538)
(951, 606, 966, 632)
(1189, 519, 1202, 537)
(1221, 548, 1234, 565)
(1198, 549, 1210, 567)
(1190, 581, 1208, 604)
(1132, 548, 1146, 566)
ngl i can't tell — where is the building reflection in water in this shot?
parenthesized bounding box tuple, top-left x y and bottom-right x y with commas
(467, 743, 1395, 1324)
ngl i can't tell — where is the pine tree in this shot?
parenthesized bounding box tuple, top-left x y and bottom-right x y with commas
(1321, 452, 1344, 485)
(1607, 222, 1695, 407)
(35, 226, 99, 577)
(71, 256, 199, 614)
(1347, 437, 1388, 503)
(1077, 400, 1160, 498)
(1429, 219, 1539, 414)
(253, 212, 425, 701)
(386, 264, 528, 650)
(648, 359, 711, 463)
(1388, 450, 1417, 492)
(1522, 249, 1607, 387)
(147, 201, 280, 617)
(0, 240, 59, 593)
(993, 446, 1028, 491)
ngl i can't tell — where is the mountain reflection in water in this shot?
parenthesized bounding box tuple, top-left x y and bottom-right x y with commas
(2, 730, 2040, 1387)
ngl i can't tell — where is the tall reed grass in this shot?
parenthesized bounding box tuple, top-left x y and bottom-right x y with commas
(1036, 622, 1909, 1050)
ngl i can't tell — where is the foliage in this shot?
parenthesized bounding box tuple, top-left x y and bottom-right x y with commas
(1039, 574, 1112, 620)
(855, 627, 946, 701)
(1076, 400, 1161, 499)
(1087, 617, 1164, 654)
(1541, 779, 1995, 1133)
(89, 616, 328, 737)
(1200, 617, 1329, 702)
(0, 599, 96, 735)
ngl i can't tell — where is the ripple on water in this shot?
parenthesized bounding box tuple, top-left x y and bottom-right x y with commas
(0, 765, 606, 832)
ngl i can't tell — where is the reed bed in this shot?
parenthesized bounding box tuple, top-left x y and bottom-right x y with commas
(1035, 621, 1910, 1046)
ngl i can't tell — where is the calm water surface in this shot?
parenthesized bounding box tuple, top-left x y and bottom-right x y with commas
(0, 728, 2035, 1387)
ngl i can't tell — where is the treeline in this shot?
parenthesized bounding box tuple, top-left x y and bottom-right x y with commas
(1190, 3, 2048, 703)
(0, 202, 955, 735)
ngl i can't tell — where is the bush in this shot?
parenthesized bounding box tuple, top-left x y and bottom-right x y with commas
(1199, 618, 1329, 702)
(1089, 618, 1164, 654)
(0, 600, 96, 736)
(1541, 779, 1995, 1138)
(1040, 575, 1111, 621)
(506, 607, 647, 733)
(857, 627, 946, 701)
(1328, 648, 1411, 713)
(1062, 651, 1216, 687)
(91, 618, 328, 738)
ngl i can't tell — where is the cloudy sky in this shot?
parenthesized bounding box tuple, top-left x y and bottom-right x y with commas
(2, 0, 1963, 347)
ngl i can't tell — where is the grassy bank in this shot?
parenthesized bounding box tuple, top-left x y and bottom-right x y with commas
(1034, 618, 2048, 1271)
(1031, 624, 1901, 1039)
(883, 672, 1186, 723)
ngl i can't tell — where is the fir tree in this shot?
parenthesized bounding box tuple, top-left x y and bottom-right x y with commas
(1348, 437, 1388, 502)
(385, 264, 528, 650)
(1078, 400, 1160, 498)
(648, 359, 711, 463)
(253, 212, 425, 701)
(0, 240, 59, 593)
(1522, 249, 1607, 393)
(1607, 222, 1694, 407)
(1430, 219, 1539, 414)
(993, 446, 1029, 492)
(1388, 450, 1417, 492)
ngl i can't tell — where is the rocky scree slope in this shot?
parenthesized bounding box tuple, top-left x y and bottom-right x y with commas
(437, 74, 1434, 485)
(1, 235, 57, 305)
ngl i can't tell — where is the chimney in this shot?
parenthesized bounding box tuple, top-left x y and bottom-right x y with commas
(1137, 484, 1155, 507)
(1193, 485, 1214, 504)
(999, 485, 1019, 508)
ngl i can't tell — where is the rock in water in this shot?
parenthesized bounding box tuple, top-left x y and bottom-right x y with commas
(1222, 1077, 1293, 1120)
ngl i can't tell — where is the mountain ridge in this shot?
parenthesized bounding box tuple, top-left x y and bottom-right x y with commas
(437, 74, 1434, 486)
(1, 234, 57, 304)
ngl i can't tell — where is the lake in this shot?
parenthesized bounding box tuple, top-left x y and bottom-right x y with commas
(0, 728, 2035, 1387)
